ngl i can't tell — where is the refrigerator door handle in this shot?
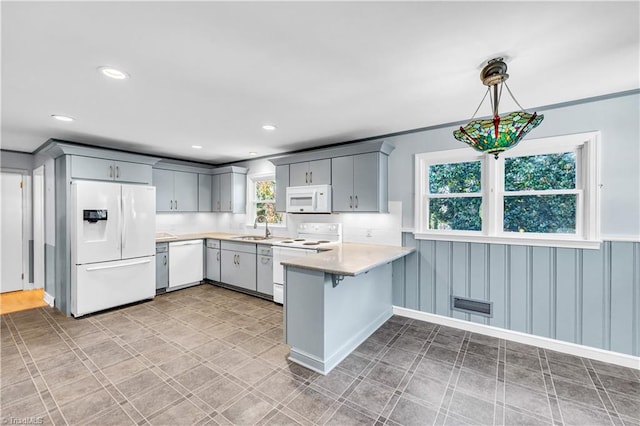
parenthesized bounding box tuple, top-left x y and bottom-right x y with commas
(121, 191, 127, 249)
(117, 192, 123, 251)
(85, 259, 151, 271)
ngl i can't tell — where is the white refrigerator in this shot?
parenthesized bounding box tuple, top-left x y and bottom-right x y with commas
(71, 181, 156, 316)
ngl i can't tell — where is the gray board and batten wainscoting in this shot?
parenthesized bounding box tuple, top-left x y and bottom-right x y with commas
(392, 234, 640, 358)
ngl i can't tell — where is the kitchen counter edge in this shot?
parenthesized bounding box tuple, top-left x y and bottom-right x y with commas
(280, 242, 415, 276)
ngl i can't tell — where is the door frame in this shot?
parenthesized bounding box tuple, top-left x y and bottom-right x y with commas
(0, 169, 29, 291)
(33, 165, 45, 289)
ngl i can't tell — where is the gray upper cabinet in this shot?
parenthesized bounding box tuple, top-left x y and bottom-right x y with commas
(289, 159, 331, 186)
(214, 171, 246, 213)
(71, 156, 152, 184)
(153, 169, 174, 212)
(332, 152, 388, 212)
(211, 174, 221, 212)
(198, 174, 212, 212)
(275, 165, 289, 212)
(153, 169, 198, 212)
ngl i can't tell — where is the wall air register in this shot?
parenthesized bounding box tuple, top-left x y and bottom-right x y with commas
(451, 296, 493, 317)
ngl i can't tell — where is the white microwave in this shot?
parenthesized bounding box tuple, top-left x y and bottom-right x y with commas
(286, 185, 332, 213)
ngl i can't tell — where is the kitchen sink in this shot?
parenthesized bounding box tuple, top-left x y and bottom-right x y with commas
(232, 236, 271, 241)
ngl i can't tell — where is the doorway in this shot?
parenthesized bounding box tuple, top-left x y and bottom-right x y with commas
(1, 172, 24, 293)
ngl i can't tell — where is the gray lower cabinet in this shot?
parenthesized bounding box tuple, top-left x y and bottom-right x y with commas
(256, 245, 273, 296)
(156, 243, 169, 291)
(289, 159, 331, 186)
(331, 152, 388, 212)
(153, 169, 198, 212)
(71, 156, 152, 184)
(220, 241, 256, 291)
(205, 239, 221, 281)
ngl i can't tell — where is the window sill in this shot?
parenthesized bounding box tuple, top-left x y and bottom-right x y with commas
(413, 232, 601, 250)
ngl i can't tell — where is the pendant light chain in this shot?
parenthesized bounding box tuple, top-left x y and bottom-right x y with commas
(504, 82, 529, 113)
(470, 87, 490, 120)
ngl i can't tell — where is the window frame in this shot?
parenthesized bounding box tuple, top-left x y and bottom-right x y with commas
(246, 172, 286, 228)
(414, 132, 601, 249)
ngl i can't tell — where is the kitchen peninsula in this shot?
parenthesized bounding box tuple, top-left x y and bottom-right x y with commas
(282, 243, 414, 375)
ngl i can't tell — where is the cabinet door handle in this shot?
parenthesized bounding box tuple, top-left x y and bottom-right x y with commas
(349, 195, 353, 209)
(109, 165, 113, 178)
(305, 172, 308, 184)
(216, 251, 220, 261)
(309, 171, 312, 183)
(170, 200, 173, 210)
(163, 254, 167, 265)
(175, 200, 178, 210)
(355, 195, 358, 208)
(115, 166, 120, 178)
(236, 254, 240, 265)
(261, 257, 270, 264)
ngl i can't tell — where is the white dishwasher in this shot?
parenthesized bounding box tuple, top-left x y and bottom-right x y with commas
(169, 240, 204, 288)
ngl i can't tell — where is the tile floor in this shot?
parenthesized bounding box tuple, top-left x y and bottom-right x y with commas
(1, 284, 638, 425)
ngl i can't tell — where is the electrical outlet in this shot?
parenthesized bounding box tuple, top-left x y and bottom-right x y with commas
(366, 229, 373, 238)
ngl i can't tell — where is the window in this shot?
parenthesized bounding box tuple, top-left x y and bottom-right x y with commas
(415, 132, 600, 248)
(248, 173, 284, 225)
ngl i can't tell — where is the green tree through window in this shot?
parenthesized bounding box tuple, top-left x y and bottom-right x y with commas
(428, 161, 482, 231)
(255, 180, 283, 224)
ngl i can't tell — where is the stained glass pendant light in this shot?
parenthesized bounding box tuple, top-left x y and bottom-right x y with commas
(453, 58, 544, 159)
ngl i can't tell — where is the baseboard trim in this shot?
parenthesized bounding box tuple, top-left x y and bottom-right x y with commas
(44, 291, 54, 307)
(393, 306, 640, 370)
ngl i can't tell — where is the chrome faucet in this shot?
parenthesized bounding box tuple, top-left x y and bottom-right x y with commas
(254, 215, 271, 239)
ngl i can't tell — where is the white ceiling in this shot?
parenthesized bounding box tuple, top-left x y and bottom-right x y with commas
(2, 1, 638, 164)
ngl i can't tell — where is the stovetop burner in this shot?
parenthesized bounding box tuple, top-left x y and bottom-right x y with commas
(272, 223, 343, 249)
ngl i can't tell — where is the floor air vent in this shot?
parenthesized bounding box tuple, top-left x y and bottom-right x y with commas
(451, 296, 493, 317)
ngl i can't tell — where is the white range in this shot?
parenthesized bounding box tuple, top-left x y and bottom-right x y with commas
(271, 223, 342, 304)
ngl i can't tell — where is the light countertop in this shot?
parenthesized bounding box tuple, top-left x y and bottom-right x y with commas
(280, 242, 414, 276)
(157, 233, 415, 275)
(155, 232, 287, 245)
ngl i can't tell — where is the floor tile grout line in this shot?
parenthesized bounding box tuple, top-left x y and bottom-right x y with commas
(38, 306, 142, 426)
(539, 348, 565, 426)
(583, 358, 625, 424)
(6, 310, 68, 426)
(436, 329, 471, 423)
(40, 306, 208, 426)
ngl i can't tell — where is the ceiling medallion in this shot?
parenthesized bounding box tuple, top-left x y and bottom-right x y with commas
(453, 58, 544, 159)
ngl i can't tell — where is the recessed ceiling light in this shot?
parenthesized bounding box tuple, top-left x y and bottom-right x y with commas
(262, 124, 277, 131)
(98, 66, 129, 80)
(51, 114, 74, 122)
(249, 152, 257, 156)
(192, 145, 202, 149)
